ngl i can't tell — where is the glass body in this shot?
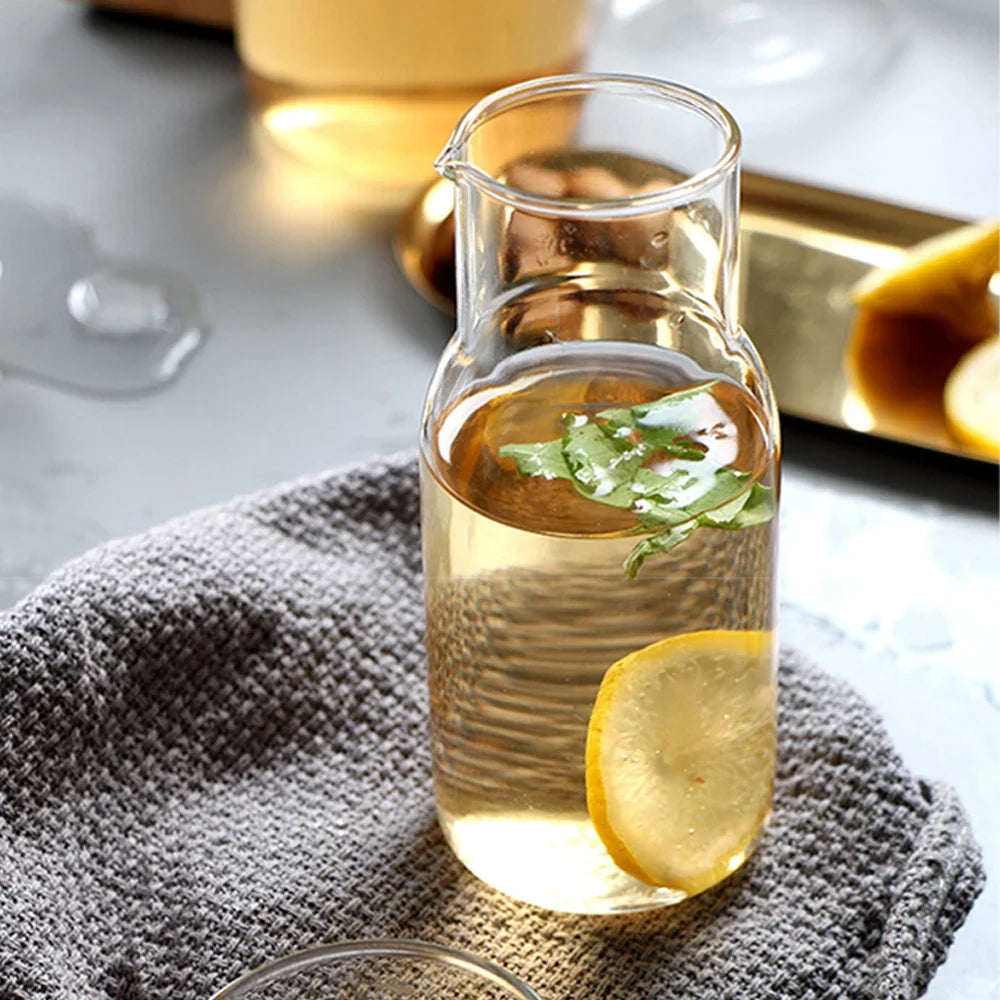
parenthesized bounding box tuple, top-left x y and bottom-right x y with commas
(235, 0, 591, 205)
(210, 939, 540, 1000)
(420, 75, 780, 914)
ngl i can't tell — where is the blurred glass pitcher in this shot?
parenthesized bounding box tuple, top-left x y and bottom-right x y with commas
(235, 0, 594, 206)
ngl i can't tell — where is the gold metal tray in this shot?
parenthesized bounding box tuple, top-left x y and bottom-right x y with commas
(395, 173, 994, 465)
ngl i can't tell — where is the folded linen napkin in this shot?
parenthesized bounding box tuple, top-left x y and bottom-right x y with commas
(0, 453, 984, 1000)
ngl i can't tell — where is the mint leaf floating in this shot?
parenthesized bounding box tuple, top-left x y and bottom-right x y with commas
(497, 382, 776, 577)
(500, 439, 573, 481)
(562, 420, 648, 503)
(701, 482, 776, 530)
(623, 520, 700, 578)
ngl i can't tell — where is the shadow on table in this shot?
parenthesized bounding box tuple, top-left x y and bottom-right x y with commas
(782, 416, 998, 517)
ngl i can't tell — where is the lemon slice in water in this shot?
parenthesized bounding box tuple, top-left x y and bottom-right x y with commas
(586, 629, 777, 897)
(852, 220, 999, 340)
(944, 338, 1000, 458)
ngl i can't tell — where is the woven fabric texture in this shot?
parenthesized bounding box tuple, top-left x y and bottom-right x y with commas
(0, 453, 984, 1000)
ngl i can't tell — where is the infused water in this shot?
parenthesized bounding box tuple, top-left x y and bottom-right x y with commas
(421, 341, 778, 913)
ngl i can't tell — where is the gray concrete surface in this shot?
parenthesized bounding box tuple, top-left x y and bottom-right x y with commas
(0, 1, 997, 995)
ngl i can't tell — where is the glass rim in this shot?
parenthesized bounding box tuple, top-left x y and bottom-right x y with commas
(435, 72, 742, 219)
(208, 938, 543, 1000)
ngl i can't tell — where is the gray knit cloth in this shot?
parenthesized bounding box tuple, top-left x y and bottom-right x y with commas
(0, 453, 984, 1000)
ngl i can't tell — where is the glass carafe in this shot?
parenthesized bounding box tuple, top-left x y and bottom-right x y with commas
(419, 74, 780, 915)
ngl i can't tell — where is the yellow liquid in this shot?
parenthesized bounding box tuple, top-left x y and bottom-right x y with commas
(421, 345, 778, 912)
(236, 0, 588, 198)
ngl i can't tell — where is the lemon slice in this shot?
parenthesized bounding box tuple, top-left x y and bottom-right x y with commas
(944, 338, 1000, 458)
(852, 220, 999, 340)
(586, 629, 777, 897)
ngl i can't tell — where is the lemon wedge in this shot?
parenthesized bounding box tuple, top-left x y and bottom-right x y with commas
(852, 220, 999, 341)
(944, 337, 1000, 458)
(585, 629, 777, 897)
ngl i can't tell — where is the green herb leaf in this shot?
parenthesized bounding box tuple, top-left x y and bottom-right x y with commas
(638, 423, 706, 455)
(594, 406, 638, 434)
(497, 383, 775, 576)
(672, 464, 750, 517)
(632, 381, 718, 426)
(701, 483, 776, 530)
(631, 465, 693, 497)
(561, 421, 645, 498)
(589, 481, 644, 510)
(696, 490, 751, 527)
(498, 440, 572, 481)
(624, 521, 700, 578)
(634, 502, 693, 529)
(631, 464, 751, 534)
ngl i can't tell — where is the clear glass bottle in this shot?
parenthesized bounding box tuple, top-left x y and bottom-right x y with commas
(420, 74, 780, 914)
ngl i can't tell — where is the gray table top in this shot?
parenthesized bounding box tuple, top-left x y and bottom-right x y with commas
(1, 1, 997, 996)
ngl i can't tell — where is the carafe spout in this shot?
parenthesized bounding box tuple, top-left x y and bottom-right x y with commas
(433, 143, 464, 183)
(435, 136, 480, 187)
